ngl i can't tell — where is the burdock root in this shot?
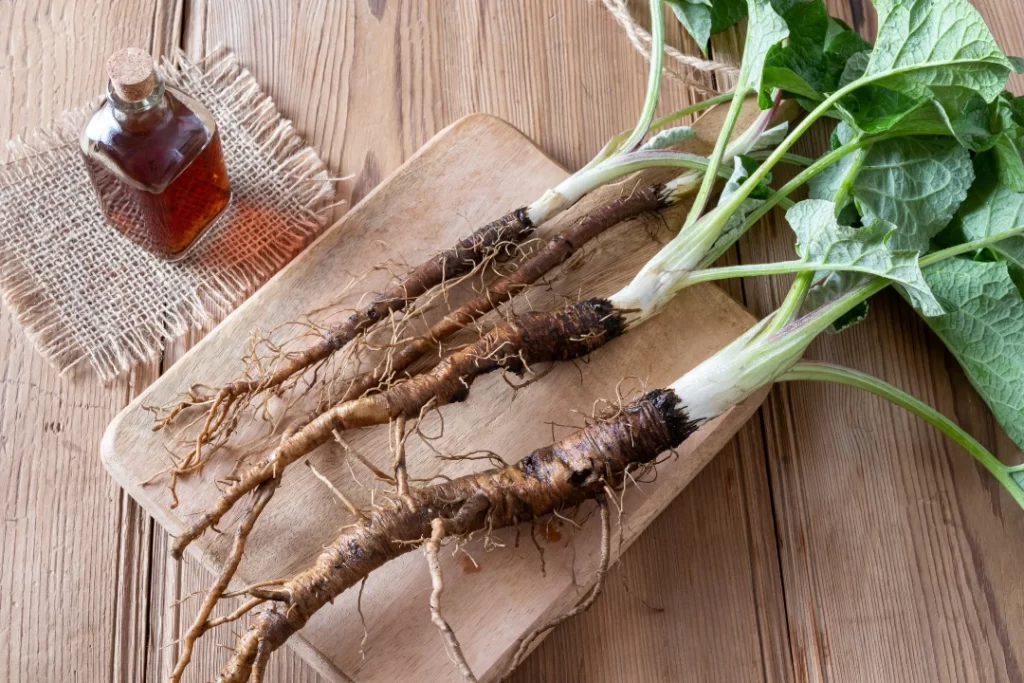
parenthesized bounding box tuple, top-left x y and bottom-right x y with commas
(149, 206, 535, 475)
(172, 296, 630, 559)
(198, 389, 696, 683)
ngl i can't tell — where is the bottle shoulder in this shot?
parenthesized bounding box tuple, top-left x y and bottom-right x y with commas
(80, 88, 218, 193)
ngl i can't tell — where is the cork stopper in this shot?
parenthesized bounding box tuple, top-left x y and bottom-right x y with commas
(107, 47, 157, 102)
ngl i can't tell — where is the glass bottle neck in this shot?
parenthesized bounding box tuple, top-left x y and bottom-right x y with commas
(107, 73, 170, 131)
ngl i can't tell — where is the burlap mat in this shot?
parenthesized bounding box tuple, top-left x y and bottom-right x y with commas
(0, 48, 335, 381)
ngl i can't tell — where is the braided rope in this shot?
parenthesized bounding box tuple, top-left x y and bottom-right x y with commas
(599, 0, 740, 94)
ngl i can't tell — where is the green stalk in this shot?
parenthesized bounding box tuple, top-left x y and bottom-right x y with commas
(683, 90, 750, 229)
(715, 71, 953, 228)
(651, 91, 736, 130)
(571, 151, 731, 193)
(639, 49, 992, 311)
(780, 225, 1024, 337)
(578, 0, 666, 174)
(770, 272, 814, 332)
(718, 87, 858, 218)
(780, 362, 1024, 510)
(831, 145, 867, 209)
(747, 150, 816, 167)
(528, 149, 730, 223)
(764, 225, 1024, 365)
(685, 260, 822, 283)
(618, 0, 665, 154)
(920, 227, 1024, 265)
(695, 140, 864, 269)
(666, 224, 1024, 429)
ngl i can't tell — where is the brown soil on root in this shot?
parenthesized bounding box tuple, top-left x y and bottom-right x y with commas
(337, 183, 666, 404)
(171, 297, 629, 558)
(150, 206, 534, 476)
(213, 389, 695, 683)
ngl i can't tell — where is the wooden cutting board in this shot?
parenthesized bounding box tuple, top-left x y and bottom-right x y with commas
(102, 109, 768, 682)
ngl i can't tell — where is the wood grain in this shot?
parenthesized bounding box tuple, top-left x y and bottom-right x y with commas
(714, 2, 1024, 682)
(143, 2, 789, 682)
(0, 3, 163, 683)
(5, 1, 1024, 683)
(103, 105, 771, 681)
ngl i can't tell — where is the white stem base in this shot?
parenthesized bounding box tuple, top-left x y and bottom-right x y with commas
(668, 316, 808, 423)
(608, 207, 724, 321)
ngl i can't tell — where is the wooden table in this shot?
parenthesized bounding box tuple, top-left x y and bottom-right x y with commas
(3, 2, 1024, 682)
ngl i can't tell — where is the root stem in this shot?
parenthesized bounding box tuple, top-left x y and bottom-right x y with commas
(392, 416, 412, 504)
(204, 390, 694, 682)
(426, 518, 479, 683)
(170, 478, 280, 683)
(173, 298, 626, 559)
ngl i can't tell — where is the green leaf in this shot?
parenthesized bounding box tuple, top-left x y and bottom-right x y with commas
(641, 125, 697, 150)
(838, 0, 1011, 133)
(667, 0, 713, 53)
(922, 258, 1024, 449)
(761, 0, 829, 106)
(711, 0, 748, 33)
(866, 0, 1011, 102)
(737, 0, 790, 96)
(947, 155, 1024, 272)
(836, 51, 928, 134)
(667, 0, 747, 52)
(993, 94, 1024, 191)
(760, 2, 870, 106)
(823, 18, 872, 92)
(863, 89, 1024, 193)
(813, 136, 974, 253)
(787, 199, 943, 315)
(928, 87, 998, 149)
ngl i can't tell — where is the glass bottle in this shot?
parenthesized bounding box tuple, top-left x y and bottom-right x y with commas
(81, 47, 231, 260)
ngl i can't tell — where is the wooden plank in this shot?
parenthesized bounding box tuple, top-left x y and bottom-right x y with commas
(134, 3, 790, 681)
(713, 1, 1024, 681)
(0, 3, 162, 683)
(104, 103, 770, 680)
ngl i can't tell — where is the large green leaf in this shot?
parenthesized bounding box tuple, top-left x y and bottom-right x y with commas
(737, 0, 790, 94)
(787, 199, 943, 314)
(667, 0, 747, 52)
(866, 0, 1011, 101)
(946, 156, 1024, 272)
(811, 134, 974, 253)
(666, 0, 713, 53)
(889, 90, 1024, 192)
(850, 136, 974, 251)
(838, 0, 1011, 132)
(760, 2, 869, 106)
(922, 258, 1024, 449)
(711, 0, 748, 33)
(991, 94, 1024, 192)
(760, 0, 829, 105)
(823, 18, 872, 93)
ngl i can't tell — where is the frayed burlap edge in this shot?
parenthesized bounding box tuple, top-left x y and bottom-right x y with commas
(0, 46, 335, 381)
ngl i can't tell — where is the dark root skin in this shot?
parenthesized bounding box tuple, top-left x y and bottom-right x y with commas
(207, 390, 696, 683)
(172, 297, 628, 559)
(335, 183, 666, 405)
(148, 207, 534, 475)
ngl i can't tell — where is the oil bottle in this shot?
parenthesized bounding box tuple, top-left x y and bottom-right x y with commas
(81, 47, 231, 260)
